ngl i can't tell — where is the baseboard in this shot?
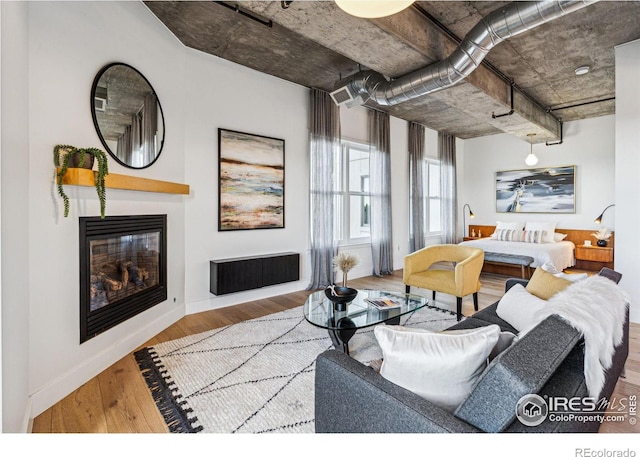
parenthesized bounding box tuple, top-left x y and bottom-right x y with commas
(23, 398, 33, 433)
(28, 305, 183, 419)
(186, 279, 308, 315)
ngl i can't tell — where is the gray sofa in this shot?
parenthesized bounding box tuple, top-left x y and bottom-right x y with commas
(314, 269, 629, 433)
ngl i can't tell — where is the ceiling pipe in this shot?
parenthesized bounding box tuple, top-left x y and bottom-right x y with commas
(492, 82, 515, 118)
(331, 1, 599, 108)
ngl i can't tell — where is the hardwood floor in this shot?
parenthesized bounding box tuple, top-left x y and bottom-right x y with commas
(31, 271, 639, 433)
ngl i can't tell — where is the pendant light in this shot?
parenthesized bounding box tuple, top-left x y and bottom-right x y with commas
(335, 0, 415, 18)
(525, 133, 538, 166)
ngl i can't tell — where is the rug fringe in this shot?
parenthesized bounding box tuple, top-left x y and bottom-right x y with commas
(134, 347, 203, 433)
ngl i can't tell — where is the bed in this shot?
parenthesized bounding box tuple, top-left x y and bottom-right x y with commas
(459, 224, 608, 277)
(458, 237, 575, 272)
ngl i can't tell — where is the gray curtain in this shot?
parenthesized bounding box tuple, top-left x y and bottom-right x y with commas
(117, 113, 142, 165)
(439, 132, 457, 244)
(141, 92, 158, 165)
(130, 113, 142, 166)
(117, 127, 129, 162)
(369, 109, 393, 276)
(307, 89, 340, 290)
(409, 122, 425, 253)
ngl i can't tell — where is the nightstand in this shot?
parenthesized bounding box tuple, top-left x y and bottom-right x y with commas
(463, 236, 481, 241)
(574, 245, 614, 271)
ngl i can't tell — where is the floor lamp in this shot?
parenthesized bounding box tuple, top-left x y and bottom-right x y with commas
(463, 204, 475, 237)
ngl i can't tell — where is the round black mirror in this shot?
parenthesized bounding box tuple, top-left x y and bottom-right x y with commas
(91, 63, 165, 169)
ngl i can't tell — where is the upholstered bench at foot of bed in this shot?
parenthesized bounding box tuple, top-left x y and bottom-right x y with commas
(483, 252, 534, 279)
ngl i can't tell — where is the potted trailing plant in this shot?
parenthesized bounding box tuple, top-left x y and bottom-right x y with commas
(54, 144, 109, 218)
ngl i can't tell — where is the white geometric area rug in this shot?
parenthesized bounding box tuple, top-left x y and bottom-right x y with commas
(134, 302, 459, 433)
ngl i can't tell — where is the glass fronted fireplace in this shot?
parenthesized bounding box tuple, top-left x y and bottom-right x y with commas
(80, 215, 167, 343)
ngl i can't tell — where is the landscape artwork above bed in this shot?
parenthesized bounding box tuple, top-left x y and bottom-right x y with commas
(496, 165, 575, 213)
(218, 128, 285, 231)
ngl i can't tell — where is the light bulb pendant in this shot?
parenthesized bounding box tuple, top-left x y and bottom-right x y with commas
(525, 133, 538, 166)
(335, 0, 415, 18)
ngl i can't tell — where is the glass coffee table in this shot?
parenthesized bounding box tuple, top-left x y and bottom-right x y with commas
(303, 289, 429, 355)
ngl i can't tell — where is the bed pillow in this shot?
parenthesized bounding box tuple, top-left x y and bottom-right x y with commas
(496, 284, 548, 332)
(525, 267, 572, 300)
(553, 232, 567, 242)
(491, 221, 524, 239)
(493, 228, 521, 242)
(522, 229, 545, 243)
(374, 324, 501, 412)
(524, 221, 556, 243)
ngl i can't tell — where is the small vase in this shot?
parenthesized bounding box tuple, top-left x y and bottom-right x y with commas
(342, 272, 348, 287)
(597, 239, 607, 247)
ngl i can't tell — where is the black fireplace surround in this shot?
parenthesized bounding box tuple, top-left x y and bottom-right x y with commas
(80, 215, 167, 343)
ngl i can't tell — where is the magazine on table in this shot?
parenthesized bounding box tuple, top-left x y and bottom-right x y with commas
(365, 297, 402, 309)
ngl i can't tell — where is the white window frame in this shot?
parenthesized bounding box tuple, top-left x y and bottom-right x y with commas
(337, 139, 371, 245)
(424, 158, 442, 236)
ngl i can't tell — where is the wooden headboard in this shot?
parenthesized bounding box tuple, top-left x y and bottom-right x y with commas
(467, 224, 615, 249)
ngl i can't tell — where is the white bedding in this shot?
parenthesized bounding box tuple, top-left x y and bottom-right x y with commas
(459, 238, 575, 271)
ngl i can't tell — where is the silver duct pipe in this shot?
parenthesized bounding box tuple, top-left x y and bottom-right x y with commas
(332, 0, 598, 107)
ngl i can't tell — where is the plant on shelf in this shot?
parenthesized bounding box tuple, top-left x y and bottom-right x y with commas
(591, 227, 612, 247)
(54, 144, 109, 218)
(332, 251, 360, 287)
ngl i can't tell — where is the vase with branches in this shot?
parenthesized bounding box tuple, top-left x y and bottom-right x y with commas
(332, 251, 360, 287)
(591, 227, 612, 247)
(54, 144, 109, 218)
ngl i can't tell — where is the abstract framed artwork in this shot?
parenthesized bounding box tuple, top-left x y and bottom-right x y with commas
(496, 165, 576, 213)
(218, 128, 285, 231)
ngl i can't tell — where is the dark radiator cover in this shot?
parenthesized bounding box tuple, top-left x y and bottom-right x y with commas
(210, 252, 300, 295)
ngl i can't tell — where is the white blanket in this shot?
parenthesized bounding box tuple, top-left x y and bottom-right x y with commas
(459, 238, 575, 271)
(528, 275, 629, 399)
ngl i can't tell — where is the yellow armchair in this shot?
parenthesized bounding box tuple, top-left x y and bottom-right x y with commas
(403, 244, 484, 320)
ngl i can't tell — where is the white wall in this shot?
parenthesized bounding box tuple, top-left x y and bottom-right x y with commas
(1, 1, 30, 433)
(183, 49, 311, 313)
(615, 39, 640, 324)
(24, 1, 189, 419)
(460, 115, 615, 235)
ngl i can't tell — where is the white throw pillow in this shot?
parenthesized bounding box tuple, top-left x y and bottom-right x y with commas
(494, 228, 521, 242)
(523, 229, 545, 243)
(553, 232, 567, 242)
(374, 324, 501, 412)
(525, 221, 557, 243)
(496, 284, 548, 332)
(491, 221, 524, 239)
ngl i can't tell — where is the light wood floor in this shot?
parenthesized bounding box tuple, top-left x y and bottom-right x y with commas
(32, 270, 640, 433)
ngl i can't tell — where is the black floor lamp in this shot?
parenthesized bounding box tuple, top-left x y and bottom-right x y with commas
(463, 204, 475, 237)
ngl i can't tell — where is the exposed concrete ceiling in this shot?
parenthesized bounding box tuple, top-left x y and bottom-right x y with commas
(144, 1, 640, 143)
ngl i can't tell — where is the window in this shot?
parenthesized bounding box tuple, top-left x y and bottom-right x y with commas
(335, 140, 371, 243)
(424, 158, 441, 234)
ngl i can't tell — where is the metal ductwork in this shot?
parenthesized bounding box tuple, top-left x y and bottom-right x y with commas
(330, 0, 599, 108)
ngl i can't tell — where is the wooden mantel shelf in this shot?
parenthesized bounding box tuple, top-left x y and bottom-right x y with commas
(58, 168, 190, 195)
